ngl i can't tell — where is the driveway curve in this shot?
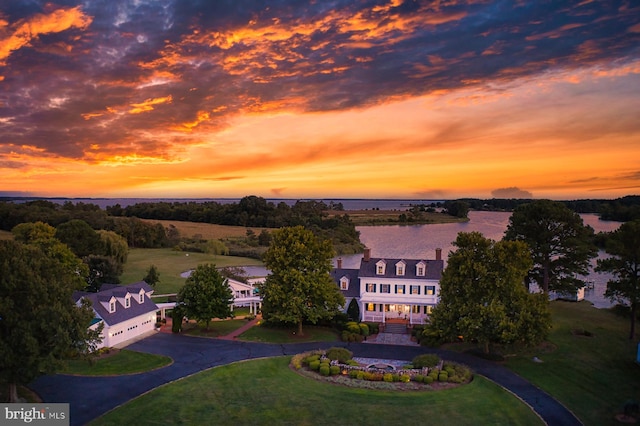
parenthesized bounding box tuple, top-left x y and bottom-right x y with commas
(31, 333, 582, 426)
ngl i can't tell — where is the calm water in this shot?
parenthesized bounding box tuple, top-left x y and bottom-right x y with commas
(339, 211, 622, 308)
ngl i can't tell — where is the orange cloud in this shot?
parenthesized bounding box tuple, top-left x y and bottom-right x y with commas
(128, 95, 173, 114)
(0, 6, 92, 65)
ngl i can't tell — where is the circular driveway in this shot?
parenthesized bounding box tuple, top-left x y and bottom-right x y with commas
(31, 333, 582, 426)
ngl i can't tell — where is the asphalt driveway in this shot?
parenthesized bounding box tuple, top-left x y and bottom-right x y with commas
(31, 333, 582, 426)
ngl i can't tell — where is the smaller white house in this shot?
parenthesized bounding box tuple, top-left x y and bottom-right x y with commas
(228, 278, 262, 314)
(74, 282, 158, 349)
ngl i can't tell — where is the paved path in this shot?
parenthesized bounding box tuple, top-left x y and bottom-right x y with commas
(31, 333, 582, 426)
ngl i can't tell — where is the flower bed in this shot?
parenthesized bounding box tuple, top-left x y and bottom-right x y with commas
(290, 348, 473, 391)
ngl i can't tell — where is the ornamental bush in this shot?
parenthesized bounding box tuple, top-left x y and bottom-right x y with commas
(359, 323, 370, 336)
(412, 354, 440, 368)
(319, 365, 330, 376)
(349, 369, 360, 378)
(326, 347, 353, 363)
(399, 374, 410, 383)
(309, 360, 321, 371)
(356, 371, 365, 380)
(438, 372, 449, 382)
(346, 322, 361, 334)
(424, 376, 434, 384)
(413, 374, 424, 383)
(383, 373, 394, 382)
(329, 365, 341, 376)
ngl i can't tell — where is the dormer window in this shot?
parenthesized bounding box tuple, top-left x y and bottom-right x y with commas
(139, 292, 144, 303)
(125, 296, 131, 308)
(376, 260, 387, 275)
(395, 261, 406, 276)
(109, 301, 116, 313)
(340, 277, 349, 291)
(416, 261, 427, 277)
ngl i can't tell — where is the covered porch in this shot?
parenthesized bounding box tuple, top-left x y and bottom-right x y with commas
(360, 301, 434, 325)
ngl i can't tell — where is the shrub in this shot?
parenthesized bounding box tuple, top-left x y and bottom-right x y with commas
(438, 372, 449, 382)
(304, 355, 320, 365)
(356, 371, 365, 380)
(413, 374, 424, 383)
(359, 323, 370, 336)
(424, 376, 434, 384)
(365, 322, 380, 335)
(412, 354, 440, 368)
(346, 360, 359, 366)
(399, 374, 410, 383)
(346, 322, 361, 334)
(329, 365, 341, 376)
(319, 365, 330, 376)
(309, 360, 321, 371)
(349, 369, 360, 378)
(326, 347, 353, 363)
(383, 373, 394, 382)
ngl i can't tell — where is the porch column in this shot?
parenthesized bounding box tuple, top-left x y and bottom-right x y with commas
(409, 305, 413, 325)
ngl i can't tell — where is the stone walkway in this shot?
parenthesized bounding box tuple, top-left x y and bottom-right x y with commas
(365, 332, 418, 346)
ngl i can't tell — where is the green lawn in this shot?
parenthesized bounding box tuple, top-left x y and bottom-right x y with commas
(506, 300, 640, 426)
(182, 319, 249, 337)
(91, 357, 543, 426)
(64, 349, 172, 376)
(238, 323, 340, 343)
(120, 248, 263, 295)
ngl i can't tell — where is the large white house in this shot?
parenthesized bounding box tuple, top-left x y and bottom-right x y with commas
(331, 248, 443, 325)
(74, 282, 158, 349)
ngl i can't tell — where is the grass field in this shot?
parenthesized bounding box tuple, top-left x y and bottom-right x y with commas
(330, 210, 467, 226)
(90, 356, 543, 426)
(141, 219, 266, 240)
(64, 350, 172, 376)
(120, 248, 264, 295)
(506, 300, 640, 425)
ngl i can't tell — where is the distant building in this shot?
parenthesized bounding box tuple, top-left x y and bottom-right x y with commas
(73, 282, 158, 349)
(331, 248, 443, 324)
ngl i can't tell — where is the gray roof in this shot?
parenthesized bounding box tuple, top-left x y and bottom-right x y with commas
(330, 268, 361, 298)
(74, 281, 158, 327)
(331, 257, 443, 295)
(359, 257, 443, 280)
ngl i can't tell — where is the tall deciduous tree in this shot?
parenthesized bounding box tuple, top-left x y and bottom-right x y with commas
(427, 232, 551, 353)
(177, 264, 233, 330)
(504, 200, 597, 293)
(596, 219, 640, 340)
(0, 240, 102, 402)
(55, 219, 102, 258)
(260, 226, 345, 336)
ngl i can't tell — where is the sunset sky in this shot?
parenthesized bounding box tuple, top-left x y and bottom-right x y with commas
(0, 1, 639, 200)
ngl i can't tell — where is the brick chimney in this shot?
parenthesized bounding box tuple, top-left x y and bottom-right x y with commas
(336, 258, 343, 269)
(435, 248, 442, 261)
(363, 248, 371, 262)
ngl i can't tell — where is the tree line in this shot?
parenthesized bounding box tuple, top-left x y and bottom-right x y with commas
(457, 195, 640, 221)
(0, 196, 363, 253)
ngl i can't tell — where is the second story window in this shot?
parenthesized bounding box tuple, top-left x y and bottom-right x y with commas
(380, 284, 390, 293)
(366, 283, 376, 293)
(395, 285, 405, 294)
